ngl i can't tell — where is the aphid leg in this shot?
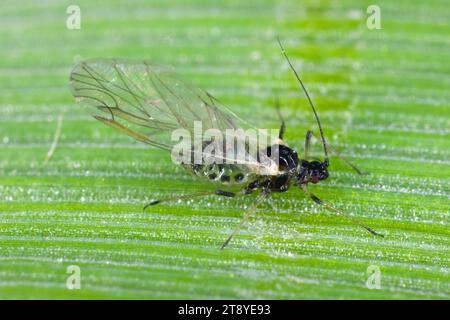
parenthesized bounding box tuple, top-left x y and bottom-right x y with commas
(221, 188, 270, 250)
(308, 131, 368, 175)
(215, 190, 236, 198)
(143, 190, 235, 211)
(301, 185, 384, 237)
(275, 97, 286, 140)
(304, 130, 313, 159)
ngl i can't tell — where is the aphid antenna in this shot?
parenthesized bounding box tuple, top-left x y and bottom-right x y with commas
(276, 37, 329, 165)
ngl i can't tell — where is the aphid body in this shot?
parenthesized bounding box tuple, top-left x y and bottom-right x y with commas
(70, 39, 383, 248)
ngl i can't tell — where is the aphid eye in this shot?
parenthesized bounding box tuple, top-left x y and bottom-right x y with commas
(234, 173, 244, 182)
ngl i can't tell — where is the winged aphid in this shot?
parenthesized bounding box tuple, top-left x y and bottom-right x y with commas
(70, 39, 383, 249)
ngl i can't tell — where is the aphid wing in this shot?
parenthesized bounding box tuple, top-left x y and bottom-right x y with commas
(70, 59, 280, 176)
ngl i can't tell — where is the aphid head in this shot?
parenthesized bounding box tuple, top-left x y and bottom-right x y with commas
(297, 159, 329, 184)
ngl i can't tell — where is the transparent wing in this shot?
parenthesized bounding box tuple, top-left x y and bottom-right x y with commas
(70, 59, 280, 176)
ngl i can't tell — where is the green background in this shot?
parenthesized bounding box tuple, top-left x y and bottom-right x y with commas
(0, 0, 449, 299)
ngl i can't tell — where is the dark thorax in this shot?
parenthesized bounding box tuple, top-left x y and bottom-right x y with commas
(264, 144, 329, 192)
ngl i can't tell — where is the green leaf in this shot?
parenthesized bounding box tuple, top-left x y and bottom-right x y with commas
(0, 0, 448, 299)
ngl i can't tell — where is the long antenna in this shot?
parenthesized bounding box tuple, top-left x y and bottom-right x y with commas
(277, 37, 329, 163)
